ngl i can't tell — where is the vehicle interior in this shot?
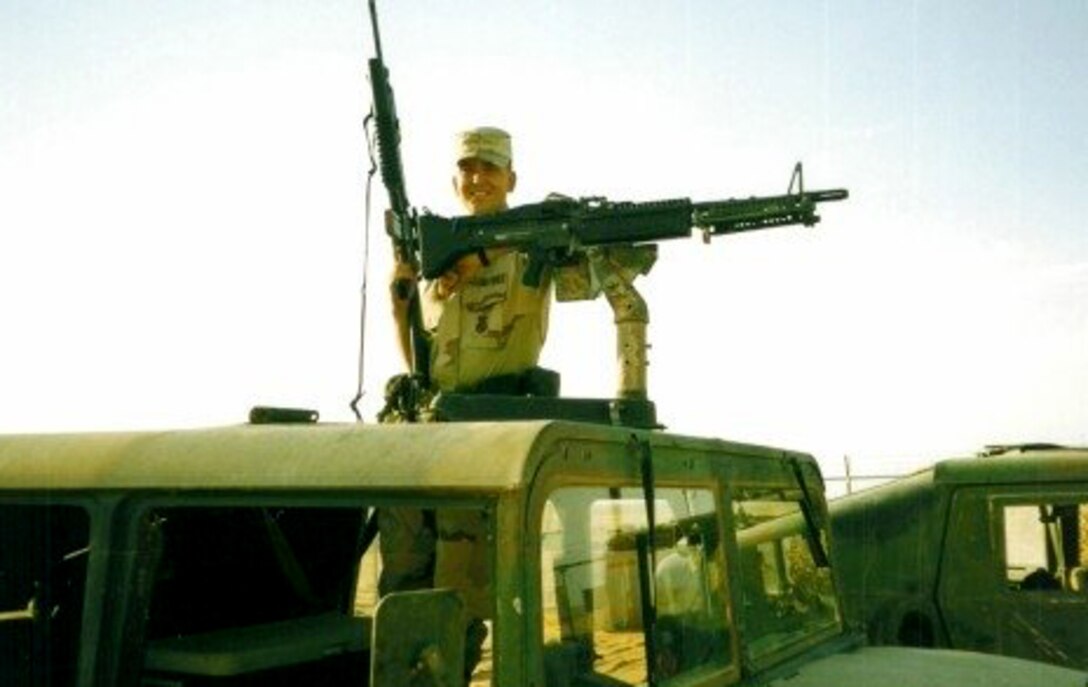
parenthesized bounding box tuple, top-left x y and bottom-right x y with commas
(0, 504, 90, 687)
(137, 505, 371, 687)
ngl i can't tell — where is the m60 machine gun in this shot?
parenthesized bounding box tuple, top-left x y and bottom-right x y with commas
(419, 167, 847, 285)
(417, 166, 847, 425)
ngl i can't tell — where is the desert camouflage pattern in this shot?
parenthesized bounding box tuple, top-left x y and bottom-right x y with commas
(423, 250, 551, 392)
(455, 126, 513, 168)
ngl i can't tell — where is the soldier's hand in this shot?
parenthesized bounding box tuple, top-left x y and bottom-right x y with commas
(434, 252, 485, 300)
(389, 261, 418, 309)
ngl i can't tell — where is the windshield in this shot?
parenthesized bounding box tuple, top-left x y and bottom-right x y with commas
(539, 485, 735, 684)
(732, 489, 840, 662)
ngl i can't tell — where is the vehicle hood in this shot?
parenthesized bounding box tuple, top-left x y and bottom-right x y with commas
(765, 645, 1086, 687)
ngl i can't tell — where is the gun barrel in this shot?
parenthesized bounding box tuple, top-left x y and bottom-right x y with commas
(809, 188, 849, 202)
(367, 0, 384, 60)
(694, 187, 848, 235)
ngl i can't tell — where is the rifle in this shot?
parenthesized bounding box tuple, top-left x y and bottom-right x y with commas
(419, 164, 847, 286)
(366, 0, 430, 382)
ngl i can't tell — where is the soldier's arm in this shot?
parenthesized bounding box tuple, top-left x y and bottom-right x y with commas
(390, 260, 418, 371)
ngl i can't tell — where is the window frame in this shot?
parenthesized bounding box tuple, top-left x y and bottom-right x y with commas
(111, 489, 501, 687)
(525, 443, 740, 687)
(991, 488, 1088, 597)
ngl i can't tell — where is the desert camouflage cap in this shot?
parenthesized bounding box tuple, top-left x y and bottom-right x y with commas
(456, 126, 512, 168)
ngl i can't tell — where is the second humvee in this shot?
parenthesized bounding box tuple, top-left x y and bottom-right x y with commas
(830, 444, 1088, 670)
(2, 421, 1084, 686)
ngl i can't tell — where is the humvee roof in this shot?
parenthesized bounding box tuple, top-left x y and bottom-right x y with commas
(0, 420, 799, 492)
(933, 447, 1088, 485)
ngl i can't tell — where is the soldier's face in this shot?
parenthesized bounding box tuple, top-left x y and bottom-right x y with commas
(454, 157, 516, 216)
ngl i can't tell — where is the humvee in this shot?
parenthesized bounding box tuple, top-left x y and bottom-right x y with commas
(830, 443, 1088, 669)
(2, 421, 1083, 686)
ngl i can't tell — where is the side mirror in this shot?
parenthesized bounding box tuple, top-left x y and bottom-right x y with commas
(370, 588, 465, 687)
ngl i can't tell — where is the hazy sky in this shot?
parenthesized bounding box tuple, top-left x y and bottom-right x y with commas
(1, 1, 1085, 480)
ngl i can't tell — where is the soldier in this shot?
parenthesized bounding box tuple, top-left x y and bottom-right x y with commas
(383, 126, 553, 684)
(390, 125, 552, 394)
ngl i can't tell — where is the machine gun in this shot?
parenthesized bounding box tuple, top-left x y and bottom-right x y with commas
(419, 164, 847, 415)
(419, 164, 847, 285)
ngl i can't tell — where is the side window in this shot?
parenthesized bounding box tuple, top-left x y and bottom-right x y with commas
(139, 506, 370, 686)
(1004, 501, 1088, 592)
(732, 490, 839, 662)
(540, 486, 733, 685)
(0, 504, 90, 687)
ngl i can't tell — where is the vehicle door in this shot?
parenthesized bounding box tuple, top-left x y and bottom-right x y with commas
(938, 486, 1088, 669)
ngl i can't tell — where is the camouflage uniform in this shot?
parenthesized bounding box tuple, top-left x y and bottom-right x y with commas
(380, 251, 551, 610)
(423, 249, 552, 393)
(380, 126, 550, 683)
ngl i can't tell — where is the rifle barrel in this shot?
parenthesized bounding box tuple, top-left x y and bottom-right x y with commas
(810, 189, 849, 202)
(367, 0, 384, 60)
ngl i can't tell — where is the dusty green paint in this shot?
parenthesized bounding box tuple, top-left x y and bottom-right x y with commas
(934, 450, 1088, 485)
(2, 425, 1084, 686)
(831, 446, 1088, 670)
(0, 422, 552, 492)
(0, 421, 801, 493)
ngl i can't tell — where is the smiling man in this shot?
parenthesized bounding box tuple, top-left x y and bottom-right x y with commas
(453, 127, 517, 215)
(390, 126, 553, 394)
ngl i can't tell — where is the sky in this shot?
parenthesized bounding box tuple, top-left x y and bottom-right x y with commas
(1, 1, 1086, 484)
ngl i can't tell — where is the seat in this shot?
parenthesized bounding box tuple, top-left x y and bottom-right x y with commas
(144, 613, 369, 677)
